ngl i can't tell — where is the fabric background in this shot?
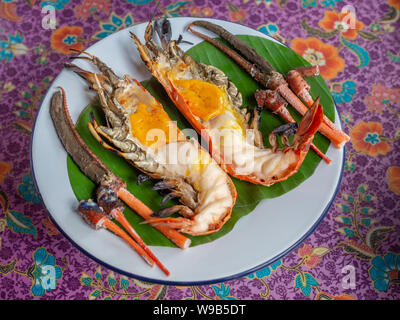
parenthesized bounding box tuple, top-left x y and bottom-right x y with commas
(0, 0, 399, 300)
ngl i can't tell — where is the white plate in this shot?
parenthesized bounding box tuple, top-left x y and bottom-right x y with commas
(31, 17, 344, 285)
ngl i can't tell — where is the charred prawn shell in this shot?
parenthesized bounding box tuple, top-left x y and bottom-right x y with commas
(131, 19, 324, 186)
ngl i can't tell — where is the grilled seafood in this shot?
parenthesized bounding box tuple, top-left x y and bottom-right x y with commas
(188, 20, 350, 150)
(65, 51, 236, 235)
(50, 86, 178, 272)
(131, 20, 324, 186)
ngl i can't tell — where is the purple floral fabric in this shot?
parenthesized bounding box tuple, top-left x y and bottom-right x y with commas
(0, 0, 399, 300)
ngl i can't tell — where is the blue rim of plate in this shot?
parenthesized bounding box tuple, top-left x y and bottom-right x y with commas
(30, 17, 346, 286)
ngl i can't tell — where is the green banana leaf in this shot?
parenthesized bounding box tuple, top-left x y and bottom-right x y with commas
(67, 35, 334, 247)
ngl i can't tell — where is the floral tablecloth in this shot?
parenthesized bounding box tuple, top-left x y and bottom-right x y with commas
(0, 0, 399, 300)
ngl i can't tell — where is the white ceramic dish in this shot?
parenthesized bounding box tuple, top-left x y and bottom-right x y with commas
(31, 17, 344, 285)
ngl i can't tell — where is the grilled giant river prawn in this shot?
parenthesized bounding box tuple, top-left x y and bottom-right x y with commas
(66, 51, 236, 235)
(131, 20, 324, 186)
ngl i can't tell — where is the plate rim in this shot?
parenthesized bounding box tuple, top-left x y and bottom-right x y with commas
(30, 16, 345, 286)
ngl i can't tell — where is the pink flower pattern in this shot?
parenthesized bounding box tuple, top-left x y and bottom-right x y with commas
(74, 0, 112, 20)
(364, 83, 400, 113)
(298, 244, 322, 269)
